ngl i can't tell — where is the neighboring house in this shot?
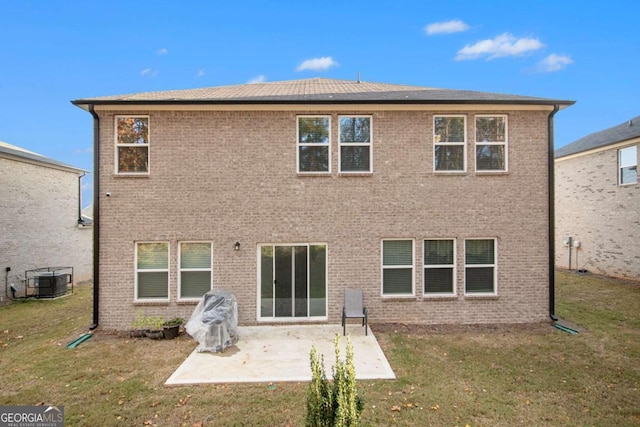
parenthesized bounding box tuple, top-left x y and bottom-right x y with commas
(0, 141, 92, 302)
(71, 78, 572, 331)
(555, 116, 639, 279)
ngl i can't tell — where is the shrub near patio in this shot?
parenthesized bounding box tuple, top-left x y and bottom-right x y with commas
(0, 271, 638, 426)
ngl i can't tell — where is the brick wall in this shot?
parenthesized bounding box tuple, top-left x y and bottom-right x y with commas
(555, 144, 640, 279)
(0, 157, 92, 302)
(96, 108, 552, 330)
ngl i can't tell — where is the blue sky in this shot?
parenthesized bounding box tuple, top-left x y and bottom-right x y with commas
(1, 1, 638, 205)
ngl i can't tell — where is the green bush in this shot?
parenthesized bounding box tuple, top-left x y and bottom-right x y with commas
(306, 335, 363, 427)
(144, 315, 164, 330)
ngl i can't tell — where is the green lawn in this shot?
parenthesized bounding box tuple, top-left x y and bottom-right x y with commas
(0, 271, 638, 426)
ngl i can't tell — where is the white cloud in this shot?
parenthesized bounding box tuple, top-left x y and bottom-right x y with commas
(74, 147, 93, 154)
(140, 68, 158, 77)
(81, 182, 93, 191)
(197, 69, 205, 77)
(538, 53, 573, 72)
(247, 75, 267, 84)
(157, 48, 168, 55)
(455, 33, 544, 60)
(295, 56, 339, 72)
(425, 19, 469, 35)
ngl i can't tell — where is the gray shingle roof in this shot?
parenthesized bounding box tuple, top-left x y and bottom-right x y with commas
(0, 140, 86, 173)
(555, 115, 640, 158)
(72, 78, 573, 107)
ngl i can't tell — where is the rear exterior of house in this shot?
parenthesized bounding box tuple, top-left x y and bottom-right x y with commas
(555, 116, 640, 279)
(0, 141, 92, 302)
(73, 78, 572, 330)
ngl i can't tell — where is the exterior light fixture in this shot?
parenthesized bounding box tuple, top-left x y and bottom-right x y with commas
(234, 241, 241, 251)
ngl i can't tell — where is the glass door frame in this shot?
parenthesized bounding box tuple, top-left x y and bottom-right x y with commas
(257, 243, 328, 322)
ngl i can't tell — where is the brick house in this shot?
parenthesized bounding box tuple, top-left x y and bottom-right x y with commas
(555, 116, 639, 279)
(0, 141, 92, 301)
(72, 78, 572, 330)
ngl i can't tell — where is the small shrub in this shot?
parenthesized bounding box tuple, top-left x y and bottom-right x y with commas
(306, 335, 363, 427)
(162, 317, 184, 327)
(144, 316, 164, 330)
(131, 311, 146, 329)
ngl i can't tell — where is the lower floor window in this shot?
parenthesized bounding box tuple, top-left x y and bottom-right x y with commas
(136, 242, 169, 300)
(382, 239, 414, 295)
(465, 239, 496, 294)
(179, 242, 213, 299)
(424, 239, 455, 294)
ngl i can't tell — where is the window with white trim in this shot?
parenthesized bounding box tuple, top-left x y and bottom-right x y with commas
(619, 145, 637, 185)
(475, 115, 507, 172)
(135, 242, 169, 300)
(179, 242, 213, 300)
(339, 115, 372, 173)
(297, 116, 330, 173)
(434, 115, 466, 172)
(424, 239, 456, 295)
(382, 239, 414, 296)
(465, 239, 497, 295)
(116, 116, 149, 174)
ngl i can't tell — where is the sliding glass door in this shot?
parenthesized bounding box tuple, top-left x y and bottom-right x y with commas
(259, 244, 326, 319)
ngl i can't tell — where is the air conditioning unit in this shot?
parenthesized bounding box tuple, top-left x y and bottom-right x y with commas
(36, 272, 68, 298)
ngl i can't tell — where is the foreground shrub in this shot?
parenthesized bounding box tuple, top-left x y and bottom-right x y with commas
(306, 335, 363, 427)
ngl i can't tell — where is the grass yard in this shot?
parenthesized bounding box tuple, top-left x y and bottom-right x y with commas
(0, 270, 639, 426)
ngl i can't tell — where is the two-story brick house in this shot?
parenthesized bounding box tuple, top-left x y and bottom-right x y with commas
(72, 78, 572, 330)
(555, 116, 639, 279)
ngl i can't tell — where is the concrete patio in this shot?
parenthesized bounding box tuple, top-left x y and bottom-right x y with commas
(165, 324, 395, 385)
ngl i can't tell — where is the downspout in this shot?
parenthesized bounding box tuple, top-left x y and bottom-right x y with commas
(78, 172, 86, 224)
(548, 104, 560, 321)
(88, 104, 100, 330)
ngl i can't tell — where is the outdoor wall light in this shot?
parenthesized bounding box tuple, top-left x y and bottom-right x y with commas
(234, 241, 241, 251)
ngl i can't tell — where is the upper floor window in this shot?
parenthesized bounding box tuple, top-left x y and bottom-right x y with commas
(619, 145, 637, 185)
(434, 115, 466, 172)
(475, 115, 507, 172)
(297, 116, 330, 173)
(339, 116, 372, 173)
(116, 116, 149, 174)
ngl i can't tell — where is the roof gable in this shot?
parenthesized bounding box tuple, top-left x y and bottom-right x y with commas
(555, 115, 640, 158)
